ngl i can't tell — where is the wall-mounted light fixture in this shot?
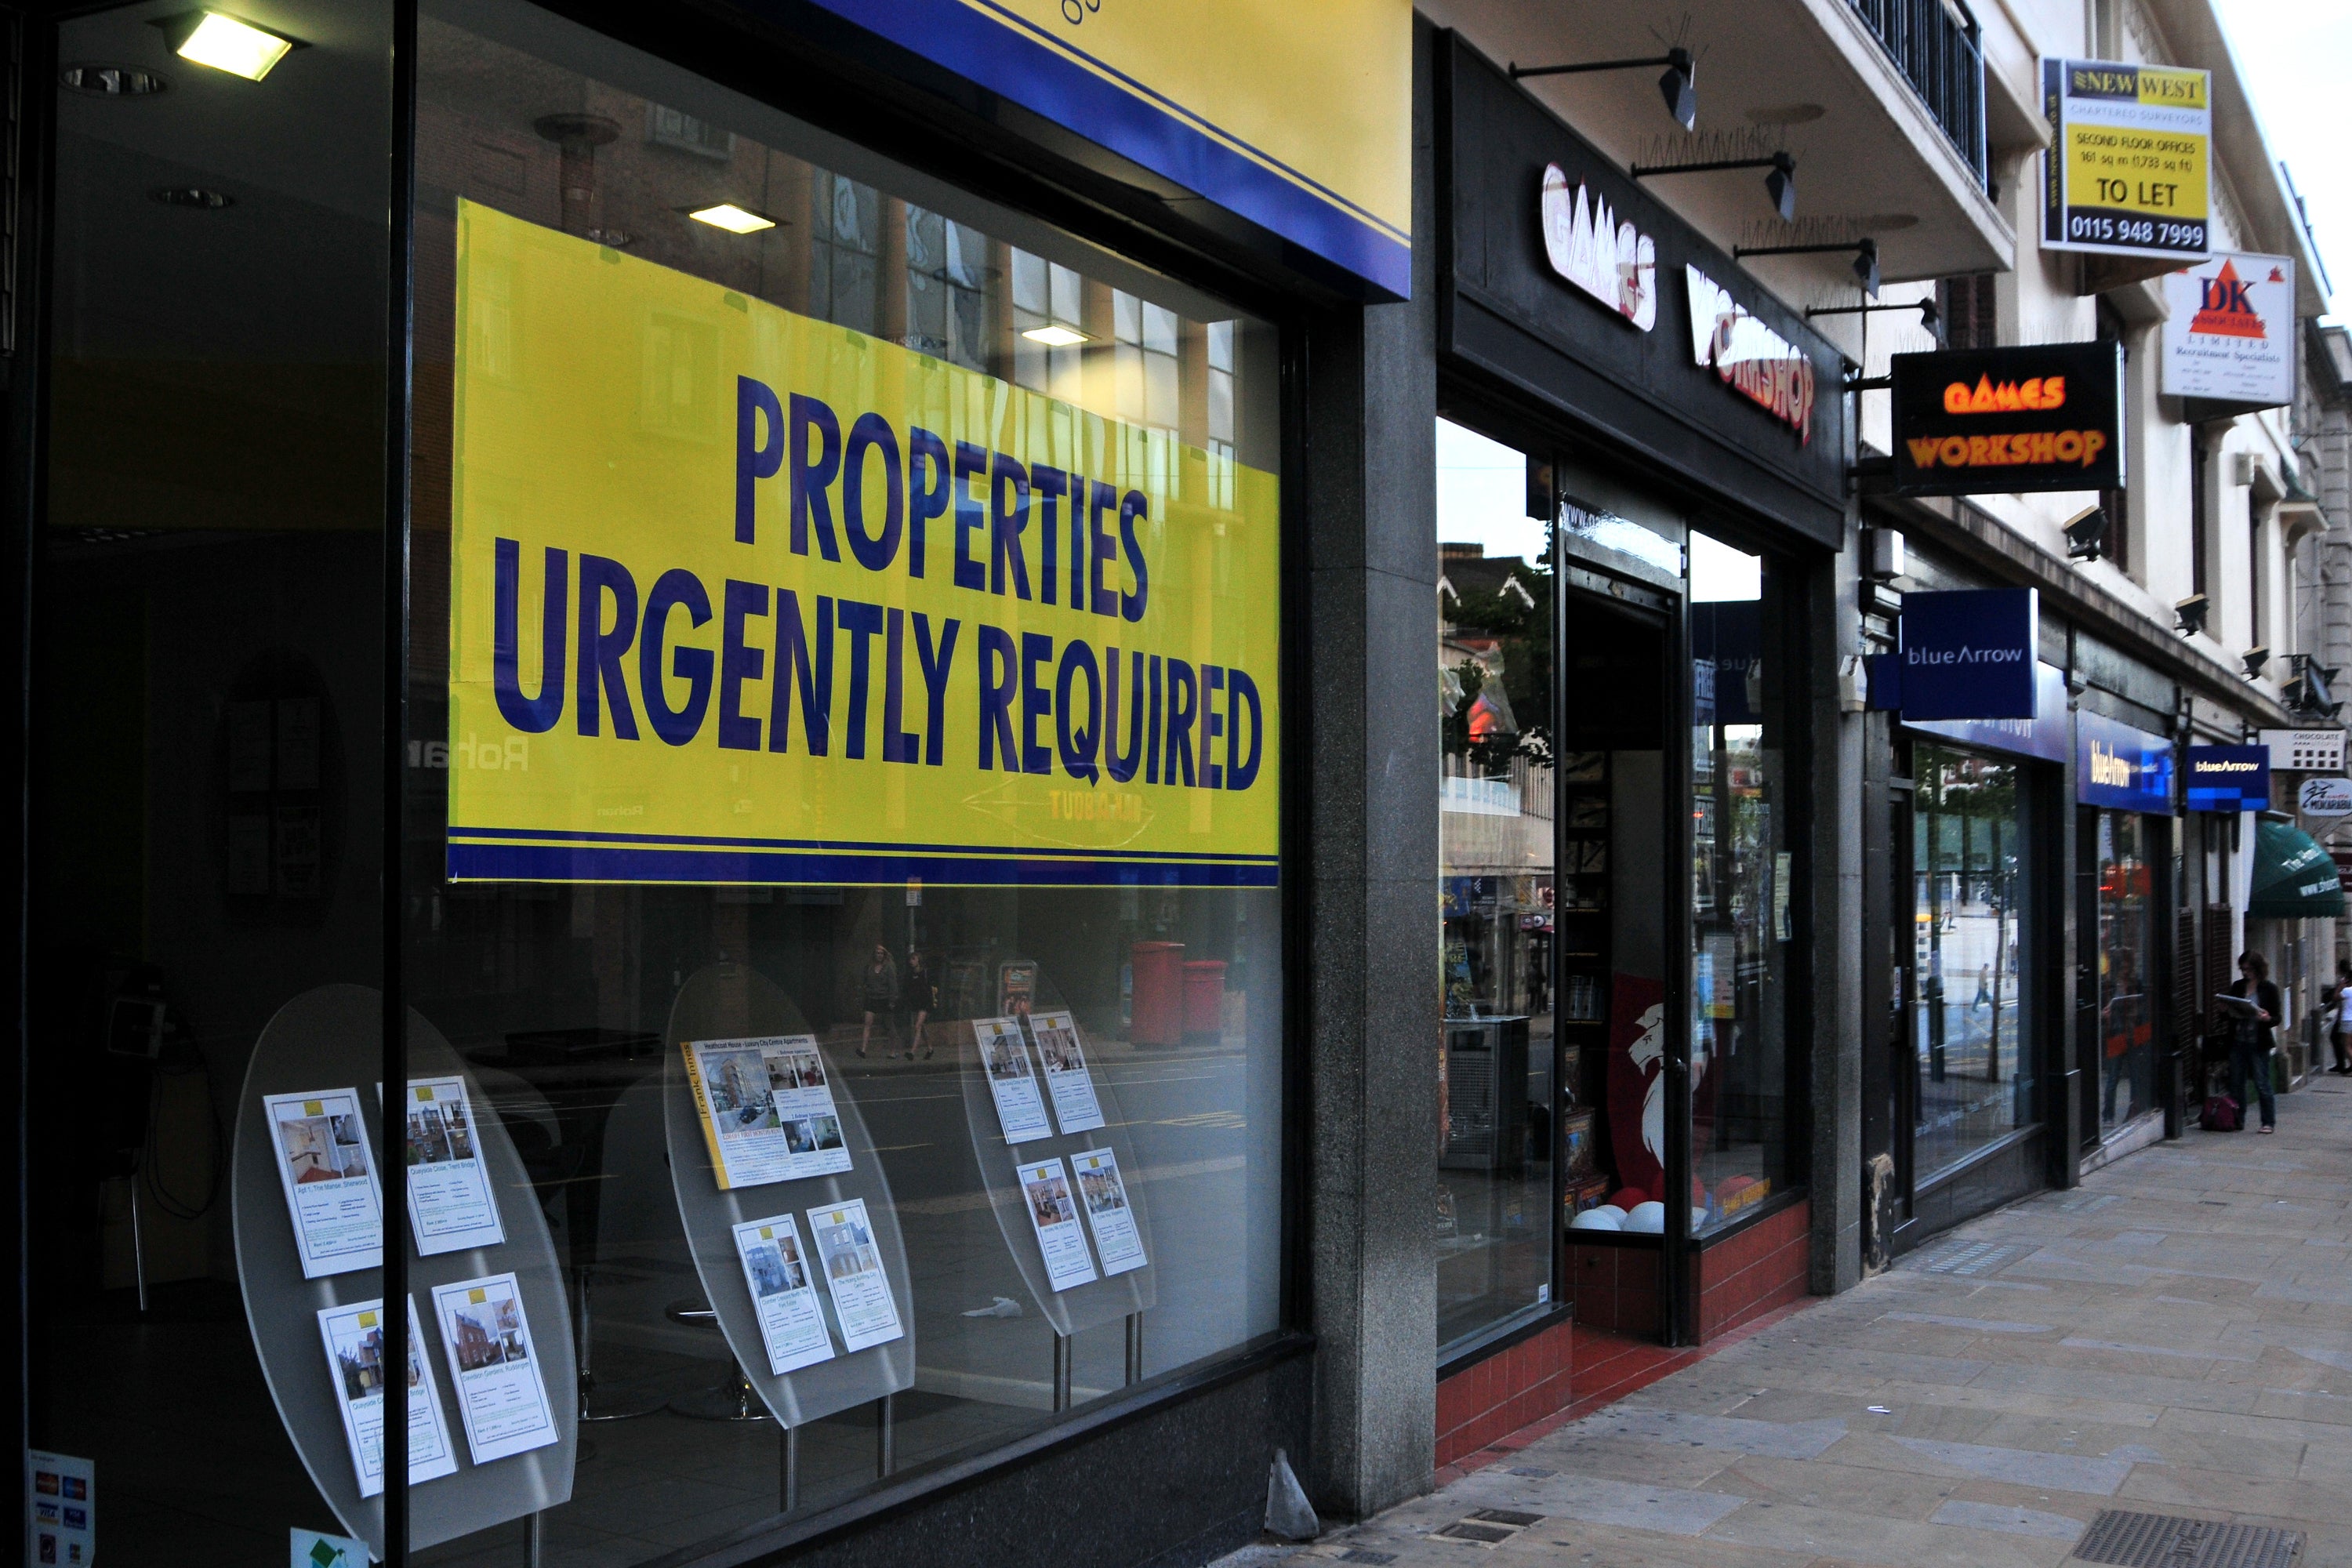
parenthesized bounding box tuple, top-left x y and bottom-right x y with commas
(1733, 236, 1878, 298)
(2063, 504, 2107, 562)
(1803, 296, 1938, 343)
(155, 12, 298, 81)
(2241, 645, 2270, 681)
(1631, 151, 1795, 221)
(1510, 48, 1697, 130)
(1021, 325, 1089, 347)
(2174, 594, 2209, 637)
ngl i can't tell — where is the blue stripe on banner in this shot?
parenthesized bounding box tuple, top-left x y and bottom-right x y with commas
(450, 823, 1278, 866)
(448, 841, 1282, 888)
(779, 0, 1412, 296)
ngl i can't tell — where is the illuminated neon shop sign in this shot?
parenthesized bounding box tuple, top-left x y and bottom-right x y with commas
(1890, 339, 2123, 495)
(1684, 264, 1816, 444)
(1540, 163, 1657, 330)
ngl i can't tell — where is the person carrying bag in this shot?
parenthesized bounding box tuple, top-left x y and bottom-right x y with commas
(2223, 951, 2281, 1134)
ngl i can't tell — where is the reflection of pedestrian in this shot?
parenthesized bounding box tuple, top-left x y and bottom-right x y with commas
(2332, 961, 2352, 1075)
(1972, 964, 1991, 1011)
(858, 944, 900, 1058)
(2227, 952, 2281, 1133)
(902, 950, 937, 1062)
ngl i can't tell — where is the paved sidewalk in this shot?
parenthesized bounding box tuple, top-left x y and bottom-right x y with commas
(1274, 1079, 2352, 1568)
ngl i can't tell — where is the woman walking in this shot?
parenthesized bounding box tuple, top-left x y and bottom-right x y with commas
(902, 949, 938, 1061)
(2226, 951, 2282, 1133)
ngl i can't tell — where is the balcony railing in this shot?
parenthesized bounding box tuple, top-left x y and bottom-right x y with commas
(1849, 0, 1990, 191)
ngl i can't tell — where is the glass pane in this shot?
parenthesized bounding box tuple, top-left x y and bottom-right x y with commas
(1435, 418, 1555, 1348)
(1911, 743, 2034, 1176)
(407, 3, 1285, 1560)
(1689, 533, 1792, 1234)
(28, 3, 392, 1565)
(2096, 812, 2157, 1130)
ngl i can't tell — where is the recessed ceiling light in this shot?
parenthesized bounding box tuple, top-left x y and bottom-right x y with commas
(171, 13, 296, 81)
(688, 203, 775, 234)
(1022, 325, 1089, 347)
(151, 186, 234, 209)
(60, 64, 168, 96)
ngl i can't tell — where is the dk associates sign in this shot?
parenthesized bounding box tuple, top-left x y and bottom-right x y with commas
(1892, 341, 2124, 495)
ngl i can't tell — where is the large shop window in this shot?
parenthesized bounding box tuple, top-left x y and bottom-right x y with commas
(2092, 812, 2158, 1131)
(1435, 418, 1556, 1351)
(25, 1, 1287, 1563)
(1689, 534, 1796, 1232)
(1911, 744, 2036, 1176)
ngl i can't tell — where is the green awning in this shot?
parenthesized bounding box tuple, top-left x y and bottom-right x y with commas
(2248, 818, 2347, 918)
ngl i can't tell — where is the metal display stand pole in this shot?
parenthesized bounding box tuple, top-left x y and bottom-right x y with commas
(779, 1425, 800, 1512)
(1051, 1335, 1073, 1411)
(1124, 1312, 1142, 1386)
(876, 1392, 895, 1477)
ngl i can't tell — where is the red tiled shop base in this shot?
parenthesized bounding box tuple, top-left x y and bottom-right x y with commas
(1436, 1201, 1816, 1470)
(1569, 1200, 1813, 1340)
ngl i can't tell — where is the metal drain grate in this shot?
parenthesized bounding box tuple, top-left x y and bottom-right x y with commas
(1506, 1466, 1556, 1478)
(2074, 1509, 2301, 1568)
(1339, 1552, 1397, 1565)
(1435, 1521, 1516, 1544)
(1909, 1240, 2027, 1276)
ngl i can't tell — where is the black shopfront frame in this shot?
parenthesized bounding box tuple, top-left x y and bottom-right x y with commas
(1432, 29, 1838, 1351)
(0, 2, 1352, 1563)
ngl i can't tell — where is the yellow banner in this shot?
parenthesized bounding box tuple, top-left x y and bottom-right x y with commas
(447, 201, 1279, 888)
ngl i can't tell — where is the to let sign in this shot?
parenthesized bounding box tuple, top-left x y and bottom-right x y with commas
(1897, 588, 2038, 721)
(1892, 341, 2124, 495)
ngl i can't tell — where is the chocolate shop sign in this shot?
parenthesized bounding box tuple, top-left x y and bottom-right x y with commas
(1891, 340, 2123, 495)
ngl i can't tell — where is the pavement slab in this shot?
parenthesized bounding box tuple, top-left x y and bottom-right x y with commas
(1239, 1072, 2352, 1568)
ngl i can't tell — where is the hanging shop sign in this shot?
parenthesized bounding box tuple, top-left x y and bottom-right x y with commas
(783, 0, 1412, 297)
(2076, 710, 2174, 814)
(2040, 57, 2211, 260)
(2161, 253, 2295, 407)
(445, 201, 1279, 888)
(1541, 164, 1657, 330)
(1686, 266, 1817, 445)
(1886, 660, 2069, 761)
(1894, 587, 2039, 722)
(1891, 340, 2123, 495)
(2261, 728, 2346, 772)
(2184, 746, 2270, 812)
(2296, 777, 2352, 821)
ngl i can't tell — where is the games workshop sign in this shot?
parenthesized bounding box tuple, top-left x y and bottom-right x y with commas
(1891, 341, 2124, 495)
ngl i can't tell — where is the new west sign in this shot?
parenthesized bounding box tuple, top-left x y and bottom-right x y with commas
(1892, 341, 2124, 495)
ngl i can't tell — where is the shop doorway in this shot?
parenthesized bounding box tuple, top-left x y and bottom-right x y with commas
(1555, 569, 1686, 1339)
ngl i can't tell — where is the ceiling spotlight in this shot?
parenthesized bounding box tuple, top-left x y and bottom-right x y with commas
(2174, 594, 2209, 637)
(2241, 645, 2270, 681)
(1021, 325, 1089, 347)
(1733, 236, 1879, 299)
(1510, 46, 1698, 131)
(1852, 237, 1881, 299)
(1658, 49, 1697, 131)
(1765, 152, 1795, 222)
(1631, 150, 1795, 220)
(1917, 295, 1940, 341)
(2063, 504, 2107, 561)
(688, 203, 775, 234)
(164, 13, 296, 82)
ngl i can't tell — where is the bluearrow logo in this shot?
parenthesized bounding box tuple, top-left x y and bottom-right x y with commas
(1903, 645, 2024, 666)
(2088, 739, 2133, 789)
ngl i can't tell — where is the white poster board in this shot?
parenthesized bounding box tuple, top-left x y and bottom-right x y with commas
(2161, 252, 2294, 405)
